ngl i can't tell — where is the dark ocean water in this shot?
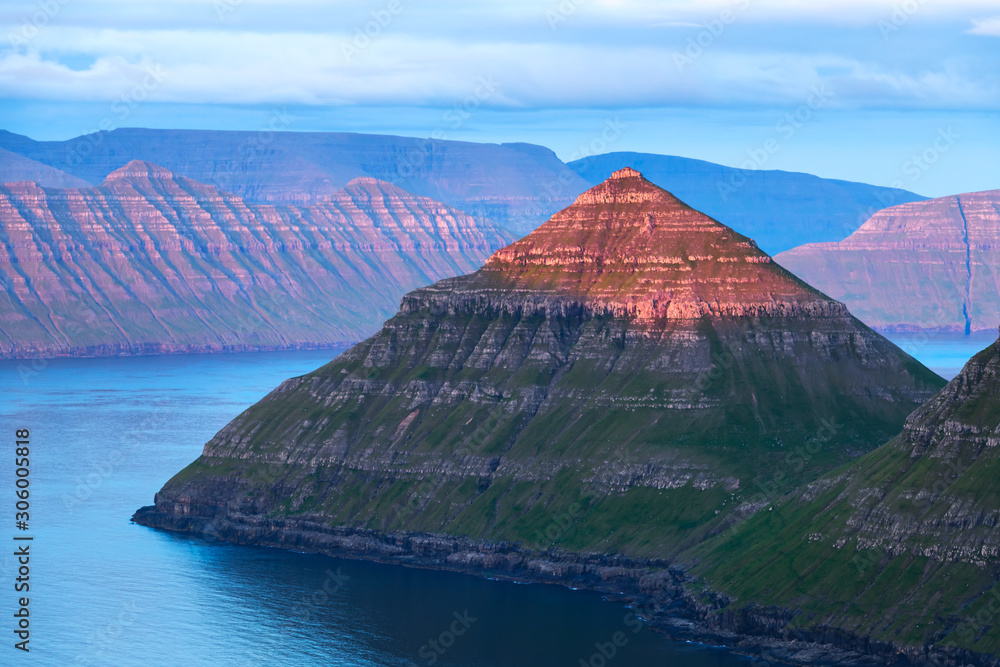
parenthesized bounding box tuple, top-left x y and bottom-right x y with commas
(0, 351, 755, 667)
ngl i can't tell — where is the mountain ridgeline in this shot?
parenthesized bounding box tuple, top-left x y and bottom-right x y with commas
(568, 152, 926, 254)
(1, 130, 927, 247)
(134, 170, 944, 632)
(0, 161, 514, 358)
(0, 129, 589, 234)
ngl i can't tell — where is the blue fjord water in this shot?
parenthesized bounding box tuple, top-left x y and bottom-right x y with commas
(0, 350, 755, 667)
(883, 332, 997, 380)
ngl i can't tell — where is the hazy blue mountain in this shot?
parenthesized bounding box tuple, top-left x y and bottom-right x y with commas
(0, 146, 89, 188)
(569, 151, 926, 254)
(0, 129, 589, 234)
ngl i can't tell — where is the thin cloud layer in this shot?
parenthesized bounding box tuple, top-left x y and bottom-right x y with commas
(1, 19, 998, 111)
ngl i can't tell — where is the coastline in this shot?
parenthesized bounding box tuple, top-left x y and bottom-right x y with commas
(131, 508, 999, 667)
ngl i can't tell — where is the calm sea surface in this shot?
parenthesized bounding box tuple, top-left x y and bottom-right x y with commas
(883, 332, 996, 380)
(0, 350, 754, 667)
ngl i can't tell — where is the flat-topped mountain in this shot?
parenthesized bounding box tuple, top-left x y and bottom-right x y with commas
(776, 189, 1000, 333)
(0, 129, 589, 233)
(134, 169, 943, 567)
(569, 152, 927, 254)
(0, 161, 513, 358)
(695, 332, 1000, 663)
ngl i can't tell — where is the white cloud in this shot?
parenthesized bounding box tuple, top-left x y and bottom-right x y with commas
(0, 28, 996, 112)
(0, 1, 997, 112)
(968, 15, 1000, 34)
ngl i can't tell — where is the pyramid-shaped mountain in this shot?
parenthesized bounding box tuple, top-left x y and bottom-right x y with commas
(134, 168, 944, 563)
(695, 332, 1000, 662)
(413, 167, 832, 321)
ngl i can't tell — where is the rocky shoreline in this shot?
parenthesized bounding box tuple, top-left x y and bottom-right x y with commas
(130, 507, 997, 667)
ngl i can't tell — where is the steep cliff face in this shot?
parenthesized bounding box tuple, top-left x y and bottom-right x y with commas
(570, 152, 927, 255)
(695, 335, 1000, 660)
(775, 190, 1000, 333)
(0, 161, 514, 358)
(134, 168, 944, 564)
(0, 129, 590, 233)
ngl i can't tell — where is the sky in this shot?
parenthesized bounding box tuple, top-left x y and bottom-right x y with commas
(1, 0, 998, 197)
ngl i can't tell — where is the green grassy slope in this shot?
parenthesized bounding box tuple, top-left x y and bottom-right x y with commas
(692, 341, 1000, 656)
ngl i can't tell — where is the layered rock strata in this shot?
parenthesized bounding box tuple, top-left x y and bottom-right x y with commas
(776, 190, 1000, 333)
(0, 129, 590, 233)
(0, 161, 514, 358)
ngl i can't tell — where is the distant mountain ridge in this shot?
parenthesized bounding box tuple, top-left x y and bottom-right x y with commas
(0, 160, 514, 359)
(0, 129, 588, 234)
(0, 146, 89, 189)
(2, 130, 926, 250)
(776, 189, 1000, 333)
(569, 151, 927, 254)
